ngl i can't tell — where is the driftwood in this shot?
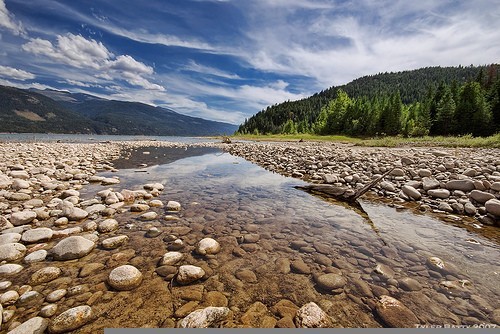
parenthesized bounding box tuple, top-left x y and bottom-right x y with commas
(295, 166, 396, 245)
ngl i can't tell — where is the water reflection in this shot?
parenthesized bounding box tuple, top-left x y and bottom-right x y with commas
(88, 147, 499, 327)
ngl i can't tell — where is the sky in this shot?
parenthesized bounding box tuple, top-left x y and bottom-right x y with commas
(0, 0, 499, 125)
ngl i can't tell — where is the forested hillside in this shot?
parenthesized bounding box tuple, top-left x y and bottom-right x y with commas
(237, 65, 500, 137)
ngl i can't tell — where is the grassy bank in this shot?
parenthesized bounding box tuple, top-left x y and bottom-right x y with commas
(230, 133, 500, 148)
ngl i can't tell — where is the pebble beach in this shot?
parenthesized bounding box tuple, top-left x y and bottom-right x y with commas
(0, 139, 498, 332)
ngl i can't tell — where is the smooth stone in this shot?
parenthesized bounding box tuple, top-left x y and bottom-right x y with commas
(485, 199, 500, 217)
(51, 236, 95, 260)
(130, 204, 150, 212)
(79, 263, 105, 278)
(62, 206, 88, 221)
(139, 212, 158, 221)
(427, 189, 450, 199)
(97, 219, 119, 233)
(17, 290, 43, 306)
(7, 316, 48, 334)
(0, 233, 21, 245)
(0, 242, 26, 262)
(374, 263, 395, 279)
(0, 264, 23, 275)
(315, 273, 346, 292)
(0, 290, 19, 305)
(101, 235, 129, 250)
(375, 295, 419, 327)
(21, 228, 53, 243)
(402, 185, 421, 200)
(166, 201, 181, 211)
(10, 211, 37, 226)
(203, 291, 228, 307)
(40, 304, 58, 317)
(46, 289, 67, 303)
(243, 233, 260, 243)
(398, 277, 423, 291)
(0, 281, 12, 290)
(295, 302, 333, 328)
(101, 177, 120, 185)
(235, 269, 258, 283)
(464, 202, 477, 215)
(30, 266, 62, 285)
(155, 265, 177, 279)
(291, 260, 311, 274)
(196, 238, 221, 255)
(159, 252, 184, 266)
(149, 200, 163, 207)
(469, 190, 495, 204)
(438, 202, 454, 213)
(108, 265, 143, 291)
(446, 179, 475, 192)
(48, 305, 93, 333)
(490, 182, 500, 192)
(145, 227, 162, 238)
(177, 265, 205, 285)
(179, 306, 230, 328)
(85, 204, 106, 215)
(23, 250, 47, 264)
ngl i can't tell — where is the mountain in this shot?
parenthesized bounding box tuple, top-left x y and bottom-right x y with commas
(0, 86, 237, 135)
(237, 65, 489, 135)
(0, 86, 101, 134)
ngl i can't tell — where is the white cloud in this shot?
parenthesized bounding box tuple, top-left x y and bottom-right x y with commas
(22, 33, 165, 91)
(0, 0, 24, 36)
(0, 65, 35, 80)
(183, 60, 241, 79)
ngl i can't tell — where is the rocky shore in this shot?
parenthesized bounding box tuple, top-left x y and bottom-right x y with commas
(0, 140, 498, 332)
(224, 141, 500, 226)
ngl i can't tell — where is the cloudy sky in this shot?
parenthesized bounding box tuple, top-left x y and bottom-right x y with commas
(1, 0, 499, 124)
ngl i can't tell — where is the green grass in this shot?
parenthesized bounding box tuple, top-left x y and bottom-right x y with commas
(230, 133, 500, 148)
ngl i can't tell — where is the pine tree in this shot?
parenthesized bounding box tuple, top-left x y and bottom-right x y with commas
(455, 81, 492, 136)
(434, 87, 456, 135)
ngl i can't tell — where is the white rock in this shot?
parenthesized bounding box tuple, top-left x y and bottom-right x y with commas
(101, 177, 120, 185)
(427, 189, 450, 199)
(159, 251, 184, 266)
(177, 265, 205, 285)
(469, 190, 495, 204)
(45, 289, 67, 303)
(7, 316, 48, 334)
(0, 233, 21, 245)
(139, 211, 158, 221)
(0, 264, 23, 275)
(180, 306, 231, 328)
(295, 302, 333, 328)
(21, 227, 53, 243)
(108, 265, 143, 291)
(0, 175, 12, 189)
(166, 201, 181, 211)
(101, 235, 129, 249)
(51, 236, 95, 260)
(402, 185, 421, 200)
(12, 179, 30, 190)
(97, 219, 119, 233)
(10, 211, 37, 226)
(0, 243, 26, 262)
(0, 290, 19, 305)
(196, 238, 221, 255)
(24, 249, 48, 263)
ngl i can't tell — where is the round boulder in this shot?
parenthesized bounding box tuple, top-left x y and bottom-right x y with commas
(179, 306, 231, 328)
(375, 295, 419, 327)
(315, 273, 346, 292)
(0, 242, 26, 262)
(51, 236, 95, 261)
(97, 219, 119, 233)
(10, 210, 37, 226)
(108, 265, 143, 291)
(21, 227, 53, 243)
(177, 265, 205, 285)
(30, 266, 62, 285)
(196, 238, 221, 255)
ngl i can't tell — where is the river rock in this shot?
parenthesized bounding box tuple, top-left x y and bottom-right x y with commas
(108, 265, 143, 291)
(295, 302, 333, 328)
(179, 306, 230, 328)
(30, 266, 62, 284)
(97, 219, 119, 233)
(446, 179, 475, 192)
(10, 211, 37, 226)
(177, 265, 205, 285)
(85, 204, 106, 215)
(0, 290, 19, 305)
(21, 228, 53, 243)
(375, 295, 419, 327)
(166, 201, 181, 211)
(485, 199, 500, 217)
(402, 185, 421, 200)
(0, 175, 12, 189)
(12, 179, 30, 190)
(0, 243, 26, 261)
(374, 263, 395, 279)
(315, 273, 346, 292)
(48, 305, 93, 333)
(130, 204, 150, 212)
(0, 233, 21, 245)
(18, 290, 43, 306)
(469, 190, 495, 204)
(235, 269, 257, 283)
(398, 277, 423, 291)
(464, 202, 477, 215)
(101, 235, 129, 249)
(46, 289, 67, 303)
(101, 177, 120, 185)
(139, 211, 158, 221)
(196, 238, 221, 255)
(8, 316, 48, 334)
(51, 236, 95, 260)
(427, 189, 450, 199)
(62, 205, 88, 221)
(159, 251, 184, 266)
(40, 304, 58, 318)
(0, 263, 23, 275)
(291, 259, 311, 274)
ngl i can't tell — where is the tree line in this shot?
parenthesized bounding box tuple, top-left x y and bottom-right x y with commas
(237, 64, 500, 137)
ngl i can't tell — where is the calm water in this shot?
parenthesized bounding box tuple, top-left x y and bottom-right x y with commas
(76, 146, 500, 328)
(0, 133, 214, 143)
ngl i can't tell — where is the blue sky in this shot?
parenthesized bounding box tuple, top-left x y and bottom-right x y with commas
(1, 0, 499, 124)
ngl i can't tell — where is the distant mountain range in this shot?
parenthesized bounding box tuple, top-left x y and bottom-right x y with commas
(0, 85, 237, 136)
